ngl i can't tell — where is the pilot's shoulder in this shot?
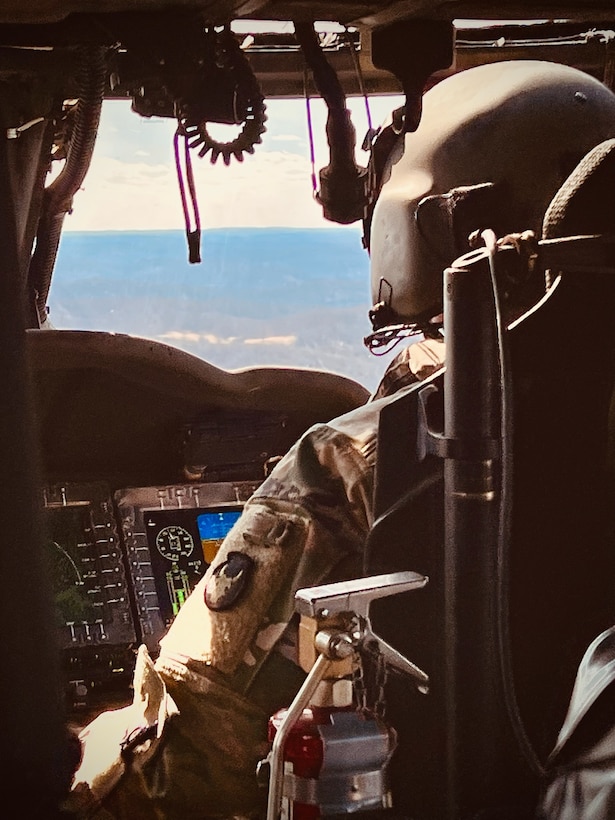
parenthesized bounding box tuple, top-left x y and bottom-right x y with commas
(371, 337, 445, 401)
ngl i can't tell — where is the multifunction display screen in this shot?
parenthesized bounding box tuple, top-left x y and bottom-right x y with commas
(43, 503, 100, 629)
(41, 482, 136, 710)
(144, 506, 242, 625)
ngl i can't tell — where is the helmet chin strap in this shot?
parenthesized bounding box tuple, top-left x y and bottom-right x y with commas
(364, 311, 444, 357)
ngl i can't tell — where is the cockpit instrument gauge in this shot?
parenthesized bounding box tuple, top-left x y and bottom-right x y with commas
(155, 525, 194, 561)
(117, 482, 258, 651)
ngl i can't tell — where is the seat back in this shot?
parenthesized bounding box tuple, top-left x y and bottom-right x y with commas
(365, 139, 615, 819)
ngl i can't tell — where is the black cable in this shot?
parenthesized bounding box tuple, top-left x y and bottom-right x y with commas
(343, 27, 373, 134)
(174, 126, 201, 264)
(482, 228, 545, 778)
(29, 46, 107, 324)
(293, 22, 346, 111)
(183, 28, 267, 166)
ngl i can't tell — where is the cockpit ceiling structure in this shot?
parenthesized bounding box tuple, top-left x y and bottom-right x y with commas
(1, 0, 614, 26)
(0, 10, 614, 99)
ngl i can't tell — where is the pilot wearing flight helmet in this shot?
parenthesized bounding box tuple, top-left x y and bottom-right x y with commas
(67, 59, 615, 820)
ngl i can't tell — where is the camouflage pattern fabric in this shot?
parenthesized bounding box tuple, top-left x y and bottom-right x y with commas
(67, 338, 445, 819)
(370, 336, 444, 400)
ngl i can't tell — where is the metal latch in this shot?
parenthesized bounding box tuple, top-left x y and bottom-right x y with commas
(265, 571, 429, 820)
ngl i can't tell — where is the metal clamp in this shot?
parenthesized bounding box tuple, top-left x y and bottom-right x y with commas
(296, 570, 429, 690)
(265, 571, 429, 820)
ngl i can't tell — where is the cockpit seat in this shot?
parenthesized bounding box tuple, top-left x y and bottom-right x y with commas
(364, 138, 615, 819)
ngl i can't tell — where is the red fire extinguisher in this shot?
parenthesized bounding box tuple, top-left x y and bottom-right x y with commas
(269, 677, 349, 820)
(267, 655, 397, 819)
(268, 703, 337, 820)
(262, 572, 429, 820)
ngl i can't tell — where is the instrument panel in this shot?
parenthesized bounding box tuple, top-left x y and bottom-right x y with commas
(28, 331, 370, 718)
(115, 481, 258, 653)
(43, 479, 259, 712)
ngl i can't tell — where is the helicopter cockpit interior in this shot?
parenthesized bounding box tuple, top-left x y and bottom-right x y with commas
(2, 2, 615, 818)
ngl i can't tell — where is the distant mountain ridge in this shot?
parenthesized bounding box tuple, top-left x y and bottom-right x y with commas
(50, 228, 398, 390)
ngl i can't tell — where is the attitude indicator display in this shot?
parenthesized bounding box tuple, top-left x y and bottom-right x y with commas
(197, 509, 242, 563)
(144, 506, 243, 625)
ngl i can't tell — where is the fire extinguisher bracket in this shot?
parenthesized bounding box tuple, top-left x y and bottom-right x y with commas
(285, 767, 392, 813)
(295, 570, 430, 692)
(264, 571, 429, 820)
(283, 710, 396, 813)
(295, 570, 428, 620)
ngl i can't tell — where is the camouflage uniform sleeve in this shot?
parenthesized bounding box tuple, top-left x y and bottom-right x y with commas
(371, 337, 445, 401)
(69, 399, 384, 819)
(157, 395, 382, 678)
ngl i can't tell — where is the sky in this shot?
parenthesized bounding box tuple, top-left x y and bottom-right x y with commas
(63, 94, 403, 232)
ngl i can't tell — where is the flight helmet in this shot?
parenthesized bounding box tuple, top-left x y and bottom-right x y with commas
(368, 60, 615, 334)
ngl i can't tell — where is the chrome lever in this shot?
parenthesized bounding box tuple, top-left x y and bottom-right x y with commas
(295, 570, 427, 618)
(295, 571, 430, 692)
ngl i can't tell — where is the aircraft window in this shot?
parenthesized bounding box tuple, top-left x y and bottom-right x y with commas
(47, 95, 403, 391)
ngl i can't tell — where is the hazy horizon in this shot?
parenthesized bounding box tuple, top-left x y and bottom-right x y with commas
(49, 227, 400, 391)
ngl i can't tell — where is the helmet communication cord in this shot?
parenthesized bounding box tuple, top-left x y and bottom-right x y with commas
(174, 124, 202, 264)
